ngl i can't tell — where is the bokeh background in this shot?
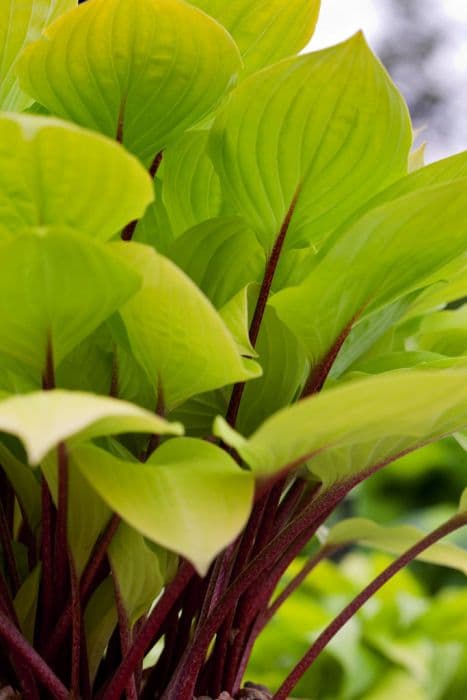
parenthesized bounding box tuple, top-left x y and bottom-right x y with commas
(310, 0, 467, 163)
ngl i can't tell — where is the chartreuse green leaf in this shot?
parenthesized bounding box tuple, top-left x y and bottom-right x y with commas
(0, 443, 40, 530)
(0, 0, 74, 111)
(42, 453, 111, 574)
(162, 131, 223, 238)
(72, 438, 254, 575)
(0, 230, 140, 373)
(108, 523, 164, 624)
(84, 579, 118, 684)
(209, 34, 411, 252)
(236, 307, 309, 434)
(408, 307, 467, 357)
(113, 242, 261, 408)
(460, 488, 467, 513)
(219, 285, 258, 358)
(214, 368, 467, 482)
(272, 180, 467, 371)
(0, 390, 182, 465)
(169, 217, 265, 308)
(324, 518, 467, 575)
(191, 0, 321, 76)
(0, 114, 153, 242)
(17, 0, 242, 161)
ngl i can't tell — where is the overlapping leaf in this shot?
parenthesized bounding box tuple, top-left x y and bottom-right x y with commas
(209, 34, 411, 252)
(109, 523, 165, 623)
(17, 0, 242, 161)
(0, 390, 182, 465)
(272, 180, 467, 372)
(0, 113, 153, 241)
(73, 438, 254, 574)
(0, 229, 140, 373)
(169, 216, 265, 308)
(191, 0, 321, 76)
(113, 242, 261, 408)
(214, 368, 467, 483)
(162, 131, 223, 237)
(0, 0, 74, 111)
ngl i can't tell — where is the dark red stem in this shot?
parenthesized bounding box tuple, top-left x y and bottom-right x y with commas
(101, 561, 194, 700)
(0, 499, 20, 595)
(273, 512, 467, 699)
(54, 443, 69, 612)
(226, 185, 301, 427)
(0, 608, 69, 700)
(113, 572, 137, 700)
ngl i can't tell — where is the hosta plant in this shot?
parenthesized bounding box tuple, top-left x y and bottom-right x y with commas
(0, 0, 466, 698)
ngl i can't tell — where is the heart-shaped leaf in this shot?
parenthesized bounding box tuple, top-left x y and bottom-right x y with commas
(214, 367, 467, 483)
(210, 34, 411, 252)
(113, 242, 261, 408)
(72, 438, 254, 574)
(17, 0, 242, 161)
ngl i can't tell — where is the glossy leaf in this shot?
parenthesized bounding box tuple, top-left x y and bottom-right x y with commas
(0, 390, 182, 465)
(113, 242, 261, 408)
(109, 523, 164, 623)
(0, 113, 153, 242)
(191, 0, 321, 76)
(73, 438, 254, 574)
(17, 0, 242, 161)
(214, 368, 467, 482)
(169, 216, 265, 308)
(0, 0, 74, 111)
(0, 229, 140, 373)
(209, 34, 411, 252)
(325, 518, 467, 575)
(272, 180, 467, 371)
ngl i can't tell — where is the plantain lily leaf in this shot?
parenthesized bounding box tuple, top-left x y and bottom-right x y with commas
(133, 178, 175, 255)
(108, 523, 165, 624)
(0, 390, 182, 465)
(17, 0, 242, 161)
(236, 307, 309, 435)
(408, 307, 467, 357)
(0, 229, 140, 374)
(209, 33, 411, 252)
(0, 0, 75, 111)
(162, 131, 223, 237)
(72, 438, 254, 575)
(324, 518, 467, 575)
(219, 286, 258, 359)
(113, 242, 261, 408)
(272, 180, 467, 374)
(191, 0, 321, 76)
(214, 368, 467, 482)
(84, 579, 118, 684)
(0, 113, 153, 242)
(169, 217, 265, 308)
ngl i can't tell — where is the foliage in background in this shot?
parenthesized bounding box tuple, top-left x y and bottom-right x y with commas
(0, 1, 465, 699)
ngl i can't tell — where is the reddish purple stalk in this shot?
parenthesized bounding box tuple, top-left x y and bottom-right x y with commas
(273, 512, 467, 699)
(226, 185, 301, 427)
